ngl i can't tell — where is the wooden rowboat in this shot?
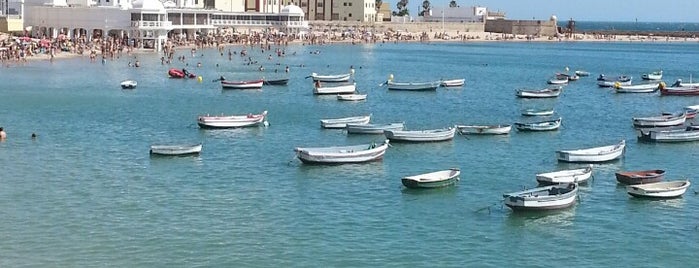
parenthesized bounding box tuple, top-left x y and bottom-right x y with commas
(615, 169, 665, 185)
(150, 143, 202, 156)
(455, 124, 512, 135)
(337, 93, 367, 101)
(197, 111, 268, 128)
(401, 168, 461, 189)
(294, 140, 389, 164)
(320, 114, 371, 129)
(384, 127, 456, 142)
(556, 140, 625, 163)
(626, 180, 691, 198)
(535, 165, 593, 185)
(503, 183, 578, 211)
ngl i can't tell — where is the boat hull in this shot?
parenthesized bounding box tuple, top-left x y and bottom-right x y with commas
(384, 128, 455, 142)
(637, 128, 699, 142)
(514, 118, 561, 131)
(221, 80, 264, 89)
(556, 140, 625, 163)
(320, 115, 371, 129)
(314, 83, 356, 94)
(535, 166, 593, 185)
(503, 184, 578, 211)
(401, 169, 461, 189)
(615, 170, 665, 185)
(197, 111, 268, 129)
(294, 140, 389, 164)
(346, 123, 405, 134)
(626, 180, 690, 198)
(456, 125, 511, 135)
(150, 144, 202, 156)
(387, 81, 441, 91)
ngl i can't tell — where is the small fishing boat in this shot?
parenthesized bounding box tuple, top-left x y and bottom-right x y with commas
(556, 72, 579, 81)
(313, 82, 356, 95)
(547, 76, 568, 85)
(440, 78, 465, 87)
(671, 78, 699, 88)
(168, 68, 196, 79)
(626, 180, 691, 198)
(514, 118, 561, 131)
(597, 74, 632, 87)
(197, 110, 268, 128)
(535, 165, 594, 185)
(401, 168, 461, 189)
(455, 124, 512, 135)
(150, 143, 202, 156)
(384, 127, 456, 142)
(307, 72, 352, 82)
(346, 122, 405, 134)
(615, 169, 665, 185)
(503, 183, 578, 211)
(337, 93, 367, 101)
(637, 126, 699, 142)
(659, 82, 699, 96)
(614, 81, 660, 93)
(120, 80, 137, 89)
(386, 80, 441, 91)
(516, 86, 562, 98)
(294, 140, 389, 164)
(221, 79, 264, 89)
(263, 78, 289, 85)
(320, 114, 371, 129)
(641, 70, 663, 80)
(575, 70, 590, 77)
(521, 108, 555, 116)
(632, 112, 685, 128)
(556, 140, 625, 163)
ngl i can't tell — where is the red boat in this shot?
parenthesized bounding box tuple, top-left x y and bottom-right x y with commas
(615, 169, 665, 185)
(168, 68, 196, 79)
(659, 82, 699, 96)
(221, 79, 264, 89)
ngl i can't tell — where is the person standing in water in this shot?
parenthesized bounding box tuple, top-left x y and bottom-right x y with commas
(0, 127, 6, 141)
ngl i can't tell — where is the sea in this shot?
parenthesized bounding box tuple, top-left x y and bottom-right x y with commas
(1, 39, 698, 267)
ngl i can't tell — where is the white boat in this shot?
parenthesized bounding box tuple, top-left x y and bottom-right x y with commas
(556, 140, 625, 163)
(384, 127, 456, 142)
(150, 143, 202, 156)
(346, 122, 405, 134)
(221, 79, 264, 89)
(632, 113, 685, 128)
(294, 140, 389, 164)
(614, 81, 660, 93)
(337, 93, 367, 101)
(547, 76, 568, 85)
(320, 114, 371, 129)
(307, 72, 352, 82)
(521, 108, 554, 116)
(575, 70, 590, 77)
(314, 82, 356, 95)
(516, 86, 561, 98)
(197, 110, 268, 128)
(641, 70, 663, 80)
(503, 183, 578, 211)
(672, 78, 699, 88)
(455, 124, 512, 135)
(597, 74, 632, 87)
(401, 168, 461, 188)
(120, 80, 137, 89)
(386, 80, 441, 91)
(440, 78, 465, 87)
(627, 180, 691, 198)
(535, 165, 594, 185)
(637, 126, 699, 142)
(514, 118, 561, 131)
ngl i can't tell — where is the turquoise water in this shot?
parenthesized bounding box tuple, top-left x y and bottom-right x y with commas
(1, 41, 698, 267)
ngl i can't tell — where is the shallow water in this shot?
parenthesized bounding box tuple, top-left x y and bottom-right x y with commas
(1, 41, 698, 267)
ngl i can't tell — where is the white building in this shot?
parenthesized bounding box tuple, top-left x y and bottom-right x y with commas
(423, 6, 486, 23)
(22, 0, 308, 51)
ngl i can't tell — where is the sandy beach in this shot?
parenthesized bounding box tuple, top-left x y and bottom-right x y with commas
(3, 22, 698, 64)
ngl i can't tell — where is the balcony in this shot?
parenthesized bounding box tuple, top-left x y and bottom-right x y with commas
(131, 21, 173, 29)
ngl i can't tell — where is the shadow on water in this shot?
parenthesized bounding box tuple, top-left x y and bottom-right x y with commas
(295, 160, 386, 180)
(400, 184, 459, 196)
(505, 207, 577, 228)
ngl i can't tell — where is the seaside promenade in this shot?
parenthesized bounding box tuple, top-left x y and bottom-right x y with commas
(2, 21, 698, 63)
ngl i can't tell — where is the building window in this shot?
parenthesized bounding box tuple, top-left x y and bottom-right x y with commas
(349, 13, 352, 17)
(343, 3, 346, 6)
(349, 2, 351, 6)
(317, 2, 323, 7)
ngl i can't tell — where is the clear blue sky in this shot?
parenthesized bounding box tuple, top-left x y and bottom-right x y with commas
(407, 0, 699, 23)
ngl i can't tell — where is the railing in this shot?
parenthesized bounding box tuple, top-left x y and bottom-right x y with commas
(131, 21, 173, 28)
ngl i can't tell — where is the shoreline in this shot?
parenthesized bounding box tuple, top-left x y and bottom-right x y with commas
(5, 30, 699, 64)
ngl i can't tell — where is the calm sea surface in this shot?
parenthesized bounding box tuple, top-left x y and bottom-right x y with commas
(1, 40, 699, 267)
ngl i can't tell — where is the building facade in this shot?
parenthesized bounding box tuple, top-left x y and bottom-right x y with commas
(287, 0, 375, 22)
(22, 0, 307, 51)
(423, 6, 486, 23)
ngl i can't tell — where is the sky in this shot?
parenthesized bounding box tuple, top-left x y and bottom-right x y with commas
(408, 0, 699, 23)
